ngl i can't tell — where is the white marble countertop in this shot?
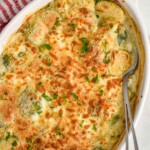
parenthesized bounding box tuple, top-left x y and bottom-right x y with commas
(129, 0, 150, 149)
(138, 0, 150, 35)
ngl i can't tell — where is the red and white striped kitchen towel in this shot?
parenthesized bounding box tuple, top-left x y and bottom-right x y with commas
(0, 0, 33, 32)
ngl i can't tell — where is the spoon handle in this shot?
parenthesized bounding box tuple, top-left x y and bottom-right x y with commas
(123, 76, 139, 150)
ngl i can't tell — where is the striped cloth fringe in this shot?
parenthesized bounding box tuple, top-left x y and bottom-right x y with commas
(0, 0, 32, 32)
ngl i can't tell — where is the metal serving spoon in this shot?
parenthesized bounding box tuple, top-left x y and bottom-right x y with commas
(122, 48, 139, 150)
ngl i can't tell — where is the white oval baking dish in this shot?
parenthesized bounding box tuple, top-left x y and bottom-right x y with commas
(0, 0, 149, 149)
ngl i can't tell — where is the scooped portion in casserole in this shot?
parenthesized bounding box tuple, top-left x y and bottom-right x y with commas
(0, 0, 144, 150)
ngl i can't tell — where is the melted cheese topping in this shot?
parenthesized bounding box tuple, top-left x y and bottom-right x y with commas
(0, 0, 142, 150)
